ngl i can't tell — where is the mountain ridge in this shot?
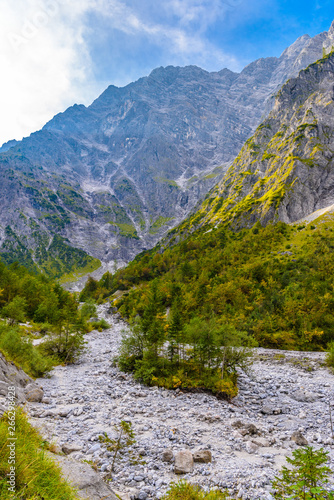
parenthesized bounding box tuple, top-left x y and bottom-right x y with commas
(1, 23, 334, 274)
(183, 50, 334, 232)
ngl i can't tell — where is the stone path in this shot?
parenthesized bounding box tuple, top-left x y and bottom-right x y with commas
(28, 305, 334, 500)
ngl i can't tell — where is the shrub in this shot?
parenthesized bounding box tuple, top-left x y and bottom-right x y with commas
(0, 324, 53, 377)
(80, 301, 97, 320)
(326, 342, 334, 370)
(40, 330, 86, 364)
(99, 420, 136, 474)
(162, 481, 228, 500)
(272, 446, 334, 499)
(90, 318, 110, 330)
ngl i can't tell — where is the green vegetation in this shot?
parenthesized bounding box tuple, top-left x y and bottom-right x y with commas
(116, 288, 253, 398)
(82, 215, 334, 361)
(0, 228, 100, 279)
(37, 235, 101, 278)
(0, 260, 96, 375)
(149, 216, 175, 234)
(99, 420, 136, 473)
(272, 446, 334, 499)
(114, 222, 139, 239)
(154, 176, 179, 188)
(326, 342, 334, 370)
(0, 409, 79, 499)
(163, 482, 228, 500)
(0, 324, 53, 378)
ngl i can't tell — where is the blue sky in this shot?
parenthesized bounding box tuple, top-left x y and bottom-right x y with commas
(1, 0, 334, 145)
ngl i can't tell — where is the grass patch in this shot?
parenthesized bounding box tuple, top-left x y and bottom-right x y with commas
(115, 223, 139, 239)
(59, 258, 101, 284)
(154, 177, 179, 188)
(149, 217, 175, 234)
(0, 408, 79, 499)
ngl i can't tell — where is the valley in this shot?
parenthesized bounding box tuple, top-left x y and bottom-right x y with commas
(1, 15, 334, 500)
(27, 305, 334, 500)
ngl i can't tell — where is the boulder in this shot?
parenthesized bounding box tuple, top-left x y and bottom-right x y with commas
(162, 449, 174, 462)
(58, 407, 73, 417)
(239, 423, 260, 436)
(62, 443, 83, 455)
(49, 453, 118, 499)
(193, 450, 212, 463)
(291, 431, 308, 446)
(252, 437, 270, 447)
(261, 405, 275, 415)
(24, 383, 44, 403)
(291, 390, 318, 403)
(245, 441, 259, 454)
(174, 450, 194, 474)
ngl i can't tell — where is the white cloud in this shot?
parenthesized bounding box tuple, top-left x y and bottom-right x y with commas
(0, 0, 101, 145)
(0, 0, 240, 145)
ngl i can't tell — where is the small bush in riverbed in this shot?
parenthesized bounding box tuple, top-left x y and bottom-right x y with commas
(326, 341, 334, 370)
(90, 318, 110, 331)
(272, 446, 334, 499)
(162, 481, 229, 500)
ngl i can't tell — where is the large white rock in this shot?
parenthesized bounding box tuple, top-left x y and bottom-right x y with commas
(174, 450, 194, 474)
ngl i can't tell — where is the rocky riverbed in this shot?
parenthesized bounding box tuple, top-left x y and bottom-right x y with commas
(28, 305, 334, 500)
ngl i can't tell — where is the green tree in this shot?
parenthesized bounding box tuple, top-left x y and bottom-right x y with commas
(2, 296, 27, 325)
(167, 296, 183, 364)
(80, 301, 97, 321)
(272, 446, 334, 499)
(99, 421, 136, 474)
(185, 317, 222, 369)
(140, 280, 165, 356)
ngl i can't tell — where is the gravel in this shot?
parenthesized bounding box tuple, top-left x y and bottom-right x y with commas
(28, 304, 334, 499)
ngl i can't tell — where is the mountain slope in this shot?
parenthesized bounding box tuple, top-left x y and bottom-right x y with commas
(1, 23, 334, 272)
(79, 48, 334, 351)
(182, 50, 334, 232)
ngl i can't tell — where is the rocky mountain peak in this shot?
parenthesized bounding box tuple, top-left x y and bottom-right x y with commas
(1, 23, 334, 273)
(329, 19, 334, 36)
(280, 34, 311, 60)
(196, 52, 334, 230)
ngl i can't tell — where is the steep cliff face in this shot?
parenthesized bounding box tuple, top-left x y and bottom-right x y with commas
(196, 51, 334, 229)
(1, 23, 334, 270)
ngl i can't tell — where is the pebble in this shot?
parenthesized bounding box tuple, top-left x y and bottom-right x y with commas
(28, 305, 334, 499)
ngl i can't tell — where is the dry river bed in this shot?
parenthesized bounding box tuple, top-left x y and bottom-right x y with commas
(28, 305, 334, 500)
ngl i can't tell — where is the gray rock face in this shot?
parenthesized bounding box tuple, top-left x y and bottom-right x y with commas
(0, 352, 41, 416)
(1, 23, 334, 266)
(199, 50, 334, 229)
(174, 450, 194, 474)
(50, 454, 118, 500)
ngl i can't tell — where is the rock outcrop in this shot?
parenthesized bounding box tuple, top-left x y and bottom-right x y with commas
(193, 51, 334, 229)
(0, 352, 43, 416)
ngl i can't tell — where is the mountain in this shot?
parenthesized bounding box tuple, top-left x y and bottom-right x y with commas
(81, 52, 334, 353)
(186, 50, 334, 231)
(1, 22, 334, 273)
